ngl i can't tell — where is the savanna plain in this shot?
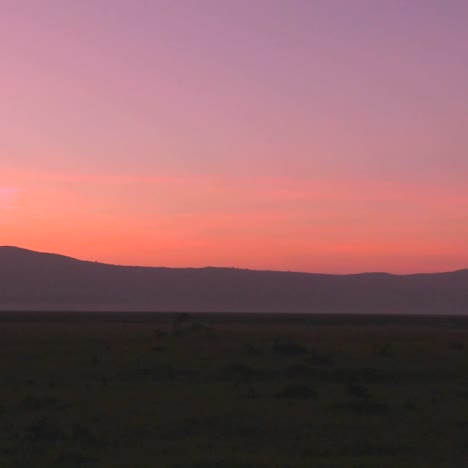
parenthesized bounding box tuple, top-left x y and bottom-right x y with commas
(0, 312, 467, 468)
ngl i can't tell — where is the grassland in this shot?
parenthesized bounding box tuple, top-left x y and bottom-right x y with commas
(0, 312, 467, 467)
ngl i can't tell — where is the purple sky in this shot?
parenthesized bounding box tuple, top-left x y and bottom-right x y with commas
(1, 1, 468, 272)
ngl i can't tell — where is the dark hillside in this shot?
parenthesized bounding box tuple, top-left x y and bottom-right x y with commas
(1, 247, 467, 313)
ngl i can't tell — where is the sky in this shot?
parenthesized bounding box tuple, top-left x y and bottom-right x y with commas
(1, 0, 467, 273)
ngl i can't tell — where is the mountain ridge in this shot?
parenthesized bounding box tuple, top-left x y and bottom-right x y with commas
(1, 246, 467, 314)
(2, 245, 467, 276)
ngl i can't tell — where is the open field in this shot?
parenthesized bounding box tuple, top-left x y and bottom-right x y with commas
(0, 312, 467, 467)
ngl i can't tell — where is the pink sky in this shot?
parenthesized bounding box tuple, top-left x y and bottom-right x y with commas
(1, 1, 468, 273)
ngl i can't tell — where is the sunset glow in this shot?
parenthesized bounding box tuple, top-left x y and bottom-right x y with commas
(1, 1, 467, 273)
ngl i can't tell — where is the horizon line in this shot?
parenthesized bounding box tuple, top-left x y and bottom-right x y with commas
(1, 245, 467, 278)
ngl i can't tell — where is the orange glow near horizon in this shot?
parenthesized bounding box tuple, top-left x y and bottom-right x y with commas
(1, 169, 467, 274)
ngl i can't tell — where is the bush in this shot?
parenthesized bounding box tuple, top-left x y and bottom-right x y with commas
(272, 339, 307, 357)
(277, 385, 317, 400)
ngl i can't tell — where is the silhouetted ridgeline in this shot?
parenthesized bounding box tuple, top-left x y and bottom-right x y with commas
(0, 246, 467, 314)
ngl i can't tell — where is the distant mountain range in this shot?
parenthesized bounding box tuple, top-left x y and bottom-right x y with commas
(0, 246, 467, 314)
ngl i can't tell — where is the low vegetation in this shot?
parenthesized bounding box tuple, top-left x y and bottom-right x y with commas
(0, 312, 467, 467)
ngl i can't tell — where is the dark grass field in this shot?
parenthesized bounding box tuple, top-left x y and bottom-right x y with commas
(1, 312, 468, 467)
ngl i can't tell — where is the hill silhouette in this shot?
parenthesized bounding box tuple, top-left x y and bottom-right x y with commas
(0, 246, 467, 314)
